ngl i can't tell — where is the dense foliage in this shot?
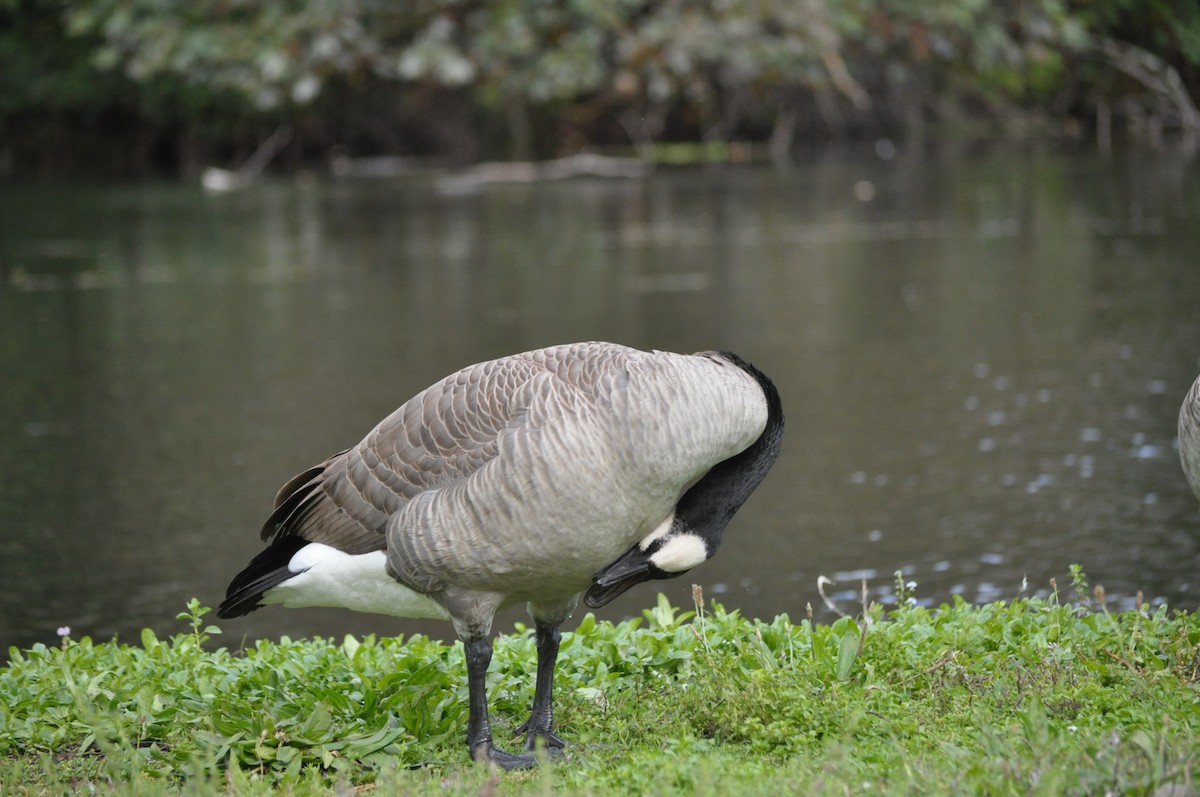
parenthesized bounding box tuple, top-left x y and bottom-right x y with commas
(1, 581, 1198, 795)
(3, 0, 1200, 176)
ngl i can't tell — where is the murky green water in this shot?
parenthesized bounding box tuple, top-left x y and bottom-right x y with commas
(2, 144, 1199, 654)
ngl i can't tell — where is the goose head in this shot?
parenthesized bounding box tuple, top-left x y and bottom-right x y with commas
(585, 515, 711, 607)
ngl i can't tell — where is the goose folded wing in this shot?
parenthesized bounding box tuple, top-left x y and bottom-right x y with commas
(260, 355, 552, 557)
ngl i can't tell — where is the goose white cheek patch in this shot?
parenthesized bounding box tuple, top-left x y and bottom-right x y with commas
(649, 533, 708, 573)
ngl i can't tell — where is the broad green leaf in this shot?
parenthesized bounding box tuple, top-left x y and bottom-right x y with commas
(835, 630, 859, 681)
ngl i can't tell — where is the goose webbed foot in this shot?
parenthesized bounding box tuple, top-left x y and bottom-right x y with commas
(471, 741, 539, 771)
(514, 718, 568, 752)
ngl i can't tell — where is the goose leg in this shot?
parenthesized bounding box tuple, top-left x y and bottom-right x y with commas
(464, 636, 535, 770)
(517, 623, 567, 752)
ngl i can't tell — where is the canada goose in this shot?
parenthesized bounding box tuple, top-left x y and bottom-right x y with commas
(1181, 372, 1200, 501)
(218, 342, 784, 769)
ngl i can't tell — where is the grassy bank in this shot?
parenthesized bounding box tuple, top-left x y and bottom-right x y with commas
(2, 573, 1198, 796)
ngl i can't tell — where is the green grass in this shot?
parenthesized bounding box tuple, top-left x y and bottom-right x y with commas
(2, 570, 1198, 795)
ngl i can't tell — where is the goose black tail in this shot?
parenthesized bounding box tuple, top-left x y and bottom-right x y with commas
(217, 535, 309, 618)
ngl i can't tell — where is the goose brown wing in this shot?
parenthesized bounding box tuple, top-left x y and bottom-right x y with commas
(259, 347, 618, 555)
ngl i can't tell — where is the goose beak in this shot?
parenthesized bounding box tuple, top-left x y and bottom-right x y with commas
(583, 574, 648, 608)
(584, 555, 654, 608)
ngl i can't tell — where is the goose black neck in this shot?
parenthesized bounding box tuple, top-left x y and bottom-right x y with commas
(675, 352, 784, 547)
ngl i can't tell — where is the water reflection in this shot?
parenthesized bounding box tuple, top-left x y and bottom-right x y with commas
(1, 145, 1198, 655)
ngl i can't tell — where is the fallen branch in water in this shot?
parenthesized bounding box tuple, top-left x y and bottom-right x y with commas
(436, 153, 651, 192)
(201, 125, 293, 193)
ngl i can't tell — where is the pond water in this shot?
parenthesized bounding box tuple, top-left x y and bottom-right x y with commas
(2, 143, 1199, 655)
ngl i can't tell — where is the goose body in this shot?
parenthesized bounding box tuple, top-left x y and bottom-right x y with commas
(219, 341, 783, 768)
(1181, 372, 1200, 501)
